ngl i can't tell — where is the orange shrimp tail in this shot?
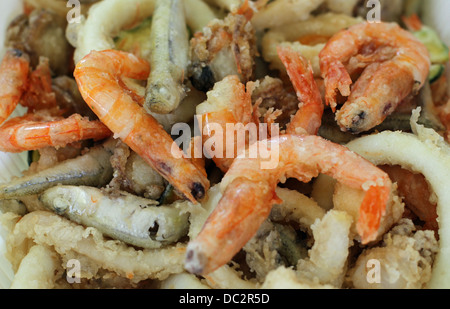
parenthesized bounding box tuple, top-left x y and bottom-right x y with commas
(357, 185, 390, 244)
(234, 0, 255, 21)
(277, 45, 324, 135)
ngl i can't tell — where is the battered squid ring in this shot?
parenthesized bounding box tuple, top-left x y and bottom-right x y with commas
(251, 0, 324, 31)
(261, 13, 363, 77)
(253, 189, 353, 287)
(6, 211, 188, 283)
(345, 109, 450, 289)
(69, 0, 217, 64)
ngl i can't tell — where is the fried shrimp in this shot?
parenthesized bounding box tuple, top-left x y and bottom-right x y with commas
(74, 49, 209, 203)
(277, 45, 324, 136)
(319, 22, 431, 134)
(0, 112, 111, 153)
(185, 134, 392, 275)
(0, 49, 30, 125)
(0, 50, 111, 153)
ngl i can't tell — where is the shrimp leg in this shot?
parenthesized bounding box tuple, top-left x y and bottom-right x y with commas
(277, 45, 324, 136)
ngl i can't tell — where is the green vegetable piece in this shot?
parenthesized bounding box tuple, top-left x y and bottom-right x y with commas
(114, 17, 153, 61)
(429, 63, 445, 83)
(413, 26, 449, 64)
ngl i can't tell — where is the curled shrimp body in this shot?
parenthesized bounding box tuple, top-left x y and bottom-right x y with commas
(0, 49, 30, 125)
(0, 113, 111, 153)
(74, 49, 210, 203)
(185, 134, 392, 275)
(319, 22, 430, 134)
(277, 45, 324, 136)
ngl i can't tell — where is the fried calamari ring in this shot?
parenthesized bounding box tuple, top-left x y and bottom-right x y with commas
(261, 13, 363, 76)
(251, 0, 324, 31)
(7, 211, 187, 283)
(69, 0, 156, 64)
(69, 0, 217, 64)
(346, 109, 450, 289)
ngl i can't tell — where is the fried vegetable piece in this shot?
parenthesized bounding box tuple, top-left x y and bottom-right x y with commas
(144, 0, 190, 114)
(114, 17, 153, 61)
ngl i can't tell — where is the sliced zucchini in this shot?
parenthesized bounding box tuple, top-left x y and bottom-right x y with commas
(114, 17, 153, 61)
(28, 150, 40, 166)
(413, 25, 449, 64)
(158, 184, 183, 205)
(429, 63, 445, 83)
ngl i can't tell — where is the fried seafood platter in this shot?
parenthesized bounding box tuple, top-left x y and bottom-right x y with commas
(0, 0, 449, 290)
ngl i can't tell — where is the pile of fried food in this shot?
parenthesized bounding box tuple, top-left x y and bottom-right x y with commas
(0, 0, 449, 289)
